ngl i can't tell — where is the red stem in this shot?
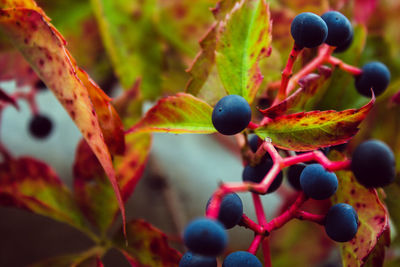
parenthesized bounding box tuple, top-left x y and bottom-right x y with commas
(265, 192, 308, 232)
(248, 234, 263, 254)
(275, 43, 303, 103)
(252, 193, 267, 226)
(247, 121, 260, 130)
(327, 56, 362, 76)
(285, 44, 334, 97)
(238, 214, 264, 235)
(294, 210, 325, 225)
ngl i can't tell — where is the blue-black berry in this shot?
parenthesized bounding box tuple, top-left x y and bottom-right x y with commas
(183, 217, 227, 256)
(355, 62, 391, 97)
(321, 11, 352, 47)
(222, 251, 262, 267)
(206, 193, 243, 229)
(300, 164, 338, 200)
(325, 203, 358, 242)
(351, 140, 396, 188)
(334, 27, 353, 53)
(242, 159, 283, 194)
(287, 163, 306, 191)
(290, 12, 328, 48)
(28, 114, 53, 139)
(212, 95, 251, 135)
(179, 252, 217, 267)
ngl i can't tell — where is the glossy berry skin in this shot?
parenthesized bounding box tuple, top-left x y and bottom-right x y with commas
(249, 135, 261, 153)
(334, 27, 353, 53)
(222, 251, 262, 267)
(179, 252, 217, 267)
(206, 193, 243, 229)
(300, 164, 338, 200)
(290, 12, 328, 48)
(29, 114, 53, 139)
(321, 11, 352, 47)
(351, 140, 396, 188)
(325, 203, 358, 242)
(242, 159, 283, 194)
(212, 95, 251, 135)
(183, 218, 227, 256)
(287, 163, 306, 191)
(355, 62, 391, 97)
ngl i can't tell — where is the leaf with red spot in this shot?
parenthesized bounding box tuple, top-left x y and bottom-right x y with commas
(74, 132, 151, 233)
(0, 4, 126, 236)
(216, 0, 272, 103)
(255, 96, 374, 151)
(260, 68, 332, 119)
(0, 86, 18, 109)
(0, 157, 90, 234)
(115, 219, 181, 267)
(330, 150, 390, 267)
(30, 252, 104, 267)
(127, 93, 215, 134)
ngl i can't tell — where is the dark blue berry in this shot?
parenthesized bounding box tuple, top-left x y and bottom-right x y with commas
(351, 140, 395, 188)
(287, 163, 306, 191)
(29, 114, 53, 139)
(212, 95, 251, 135)
(222, 251, 262, 267)
(183, 218, 227, 256)
(242, 159, 283, 194)
(179, 252, 217, 267)
(290, 12, 328, 48)
(249, 135, 261, 153)
(300, 164, 338, 200)
(325, 203, 358, 242)
(334, 28, 353, 53)
(321, 11, 352, 47)
(355, 62, 391, 97)
(206, 193, 243, 229)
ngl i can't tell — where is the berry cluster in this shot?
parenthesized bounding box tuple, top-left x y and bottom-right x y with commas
(181, 9, 396, 266)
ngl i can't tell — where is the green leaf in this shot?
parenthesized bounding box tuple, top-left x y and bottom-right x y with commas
(128, 93, 216, 134)
(255, 96, 374, 151)
(90, 0, 162, 99)
(115, 219, 181, 266)
(0, 4, 126, 237)
(216, 0, 272, 103)
(330, 150, 390, 267)
(0, 157, 90, 234)
(74, 133, 151, 233)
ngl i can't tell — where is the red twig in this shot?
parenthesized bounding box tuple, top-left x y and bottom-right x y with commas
(247, 121, 260, 130)
(327, 56, 362, 76)
(294, 210, 326, 225)
(248, 234, 263, 254)
(238, 214, 264, 235)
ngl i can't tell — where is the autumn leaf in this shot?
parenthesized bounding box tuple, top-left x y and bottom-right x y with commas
(0, 157, 90, 235)
(127, 93, 216, 134)
(255, 95, 374, 151)
(0, 2, 127, 236)
(115, 219, 181, 267)
(330, 150, 389, 267)
(0, 51, 39, 88)
(216, 0, 272, 103)
(74, 133, 151, 233)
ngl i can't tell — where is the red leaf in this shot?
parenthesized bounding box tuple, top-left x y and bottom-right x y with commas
(354, 0, 377, 24)
(0, 157, 90, 233)
(116, 219, 181, 267)
(0, 5, 126, 237)
(74, 133, 151, 233)
(255, 96, 375, 151)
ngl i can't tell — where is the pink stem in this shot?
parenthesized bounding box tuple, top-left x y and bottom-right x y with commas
(275, 43, 303, 103)
(252, 193, 267, 226)
(282, 150, 351, 171)
(294, 210, 325, 225)
(248, 234, 263, 254)
(327, 56, 362, 76)
(238, 214, 264, 235)
(286, 44, 334, 96)
(265, 192, 308, 233)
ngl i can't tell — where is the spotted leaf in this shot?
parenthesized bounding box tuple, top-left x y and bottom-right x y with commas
(216, 0, 272, 103)
(127, 93, 215, 134)
(255, 96, 374, 151)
